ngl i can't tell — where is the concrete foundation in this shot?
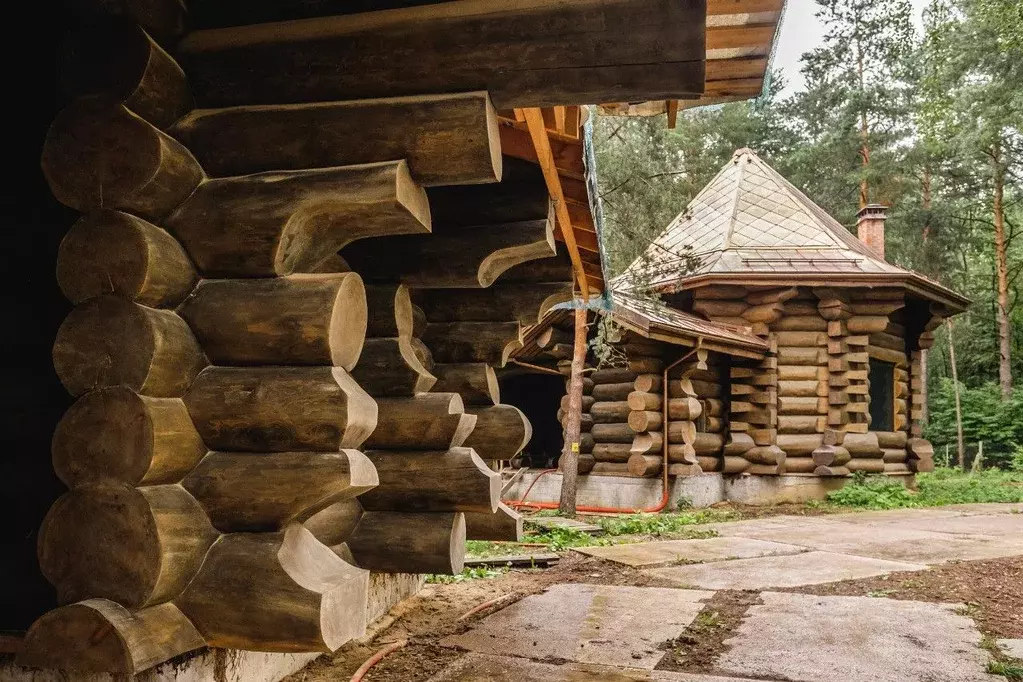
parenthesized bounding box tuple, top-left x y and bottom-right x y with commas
(0, 573, 423, 682)
(503, 471, 916, 509)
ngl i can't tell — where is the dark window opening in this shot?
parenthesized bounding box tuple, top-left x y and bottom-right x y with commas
(498, 373, 564, 468)
(868, 358, 895, 432)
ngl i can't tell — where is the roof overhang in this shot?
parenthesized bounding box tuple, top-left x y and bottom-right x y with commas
(662, 272, 971, 313)
(610, 303, 768, 359)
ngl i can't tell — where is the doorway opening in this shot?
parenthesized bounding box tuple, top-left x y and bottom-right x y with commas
(499, 372, 565, 468)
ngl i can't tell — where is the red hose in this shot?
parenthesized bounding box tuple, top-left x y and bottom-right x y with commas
(457, 592, 520, 621)
(349, 639, 407, 682)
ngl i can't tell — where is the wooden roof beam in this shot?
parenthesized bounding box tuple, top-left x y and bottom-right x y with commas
(520, 107, 590, 298)
(498, 121, 586, 180)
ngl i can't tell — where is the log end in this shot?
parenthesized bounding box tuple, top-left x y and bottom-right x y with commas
(17, 600, 205, 675)
(328, 272, 368, 371)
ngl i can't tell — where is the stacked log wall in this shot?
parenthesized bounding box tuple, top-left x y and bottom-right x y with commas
(21, 17, 570, 673)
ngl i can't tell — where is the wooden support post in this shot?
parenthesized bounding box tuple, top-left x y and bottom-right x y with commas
(560, 305, 586, 515)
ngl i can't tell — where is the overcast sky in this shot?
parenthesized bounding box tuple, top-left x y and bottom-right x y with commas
(773, 0, 931, 95)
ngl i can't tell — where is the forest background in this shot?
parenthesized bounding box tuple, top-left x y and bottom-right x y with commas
(594, 0, 1023, 466)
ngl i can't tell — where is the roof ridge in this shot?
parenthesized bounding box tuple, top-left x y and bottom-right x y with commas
(722, 150, 748, 250)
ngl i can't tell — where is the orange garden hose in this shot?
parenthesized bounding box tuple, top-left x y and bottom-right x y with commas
(349, 639, 407, 682)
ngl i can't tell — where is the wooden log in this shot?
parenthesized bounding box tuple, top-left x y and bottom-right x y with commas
(724, 433, 755, 456)
(167, 161, 430, 277)
(844, 432, 882, 458)
(417, 282, 572, 325)
(180, 273, 367, 368)
(42, 97, 203, 220)
(696, 455, 723, 472)
(538, 326, 572, 348)
(171, 91, 501, 185)
(57, 210, 197, 307)
(776, 347, 826, 366)
(869, 331, 905, 352)
(628, 410, 660, 432)
(178, 0, 705, 108)
(673, 380, 722, 398)
(868, 346, 909, 367)
(38, 483, 218, 609)
(692, 299, 747, 317)
(301, 499, 363, 547)
(882, 448, 908, 464)
(778, 379, 828, 397)
(776, 434, 824, 456)
(591, 401, 632, 423)
(352, 337, 436, 397)
(782, 457, 816, 473)
(778, 415, 826, 434)
(52, 387, 205, 487)
(364, 283, 413, 339)
(884, 462, 911, 473)
(744, 445, 785, 466)
(464, 404, 532, 460)
(176, 523, 368, 651)
(815, 465, 851, 476)
(560, 395, 596, 413)
(183, 450, 377, 532)
(53, 296, 206, 398)
(630, 430, 719, 455)
(347, 512, 465, 574)
(559, 451, 596, 474)
(17, 600, 205, 675)
(847, 316, 891, 334)
(431, 363, 500, 406)
(593, 382, 635, 401)
(365, 393, 475, 450)
(722, 456, 751, 474)
(704, 398, 725, 417)
(846, 458, 886, 474)
(185, 367, 377, 451)
(360, 447, 499, 513)
(590, 422, 637, 443)
(62, 19, 191, 129)
(591, 443, 634, 463)
(775, 331, 826, 347)
(423, 321, 522, 367)
(634, 373, 661, 393)
(629, 356, 664, 374)
(778, 365, 828, 381)
(906, 438, 935, 473)
(812, 445, 851, 467)
(742, 302, 785, 324)
(593, 367, 639, 384)
(343, 213, 555, 288)
(771, 316, 828, 331)
(627, 454, 663, 477)
(876, 431, 908, 449)
(465, 502, 522, 542)
(778, 396, 828, 416)
(591, 462, 632, 474)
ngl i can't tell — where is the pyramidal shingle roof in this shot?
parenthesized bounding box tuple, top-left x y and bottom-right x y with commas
(616, 148, 911, 288)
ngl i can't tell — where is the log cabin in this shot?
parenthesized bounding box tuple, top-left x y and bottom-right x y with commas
(509, 148, 968, 501)
(2, 0, 786, 678)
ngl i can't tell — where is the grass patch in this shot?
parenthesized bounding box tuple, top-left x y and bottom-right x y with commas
(989, 660, 1023, 680)
(825, 468, 1023, 510)
(425, 566, 507, 584)
(524, 511, 735, 551)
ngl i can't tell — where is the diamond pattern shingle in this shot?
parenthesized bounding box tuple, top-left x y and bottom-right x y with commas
(616, 148, 910, 289)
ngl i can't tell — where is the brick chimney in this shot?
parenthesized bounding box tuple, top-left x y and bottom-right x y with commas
(856, 204, 887, 260)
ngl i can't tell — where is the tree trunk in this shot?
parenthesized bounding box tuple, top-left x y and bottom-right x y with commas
(947, 318, 965, 469)
(856, 35, 870, 208)
(559, 305, 586, 515)
(992, 143, 1013, 398)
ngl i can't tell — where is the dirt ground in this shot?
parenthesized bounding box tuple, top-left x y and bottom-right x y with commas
(285, 552, 1023, 681)
(284, 553, 676, 682)
(786, 555, 1023, 639)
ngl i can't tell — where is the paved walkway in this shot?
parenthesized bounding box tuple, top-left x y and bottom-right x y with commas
(430, 503, 1023, 681)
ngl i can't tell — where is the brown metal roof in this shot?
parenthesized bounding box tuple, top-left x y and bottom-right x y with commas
(611, 291, 767, 358)
(615, 148, 969, 310)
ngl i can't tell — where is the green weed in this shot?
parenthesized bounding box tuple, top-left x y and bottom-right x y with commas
(425, 566, 507, 584)
(825, 468, 1023, 510)
(987, 660, 1023, 680)
(597, 510, 736, 537)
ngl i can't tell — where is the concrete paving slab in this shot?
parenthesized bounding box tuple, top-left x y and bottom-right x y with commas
(440, 584, 712, 670)
(716, 592, 990, 682)
(644, 551, 925, 589)
(704, 515, 862, 540)
(574, 537, 807, 568)
(999, 639, 1023, 659)
(427, 654, 752, 682)
(880, 513, 1023, 537)
(944, 503, 1023, 515)
(825, 508, 969, 524)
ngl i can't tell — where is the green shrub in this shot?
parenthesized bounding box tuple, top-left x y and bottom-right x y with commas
(826, 472, 918, 509)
